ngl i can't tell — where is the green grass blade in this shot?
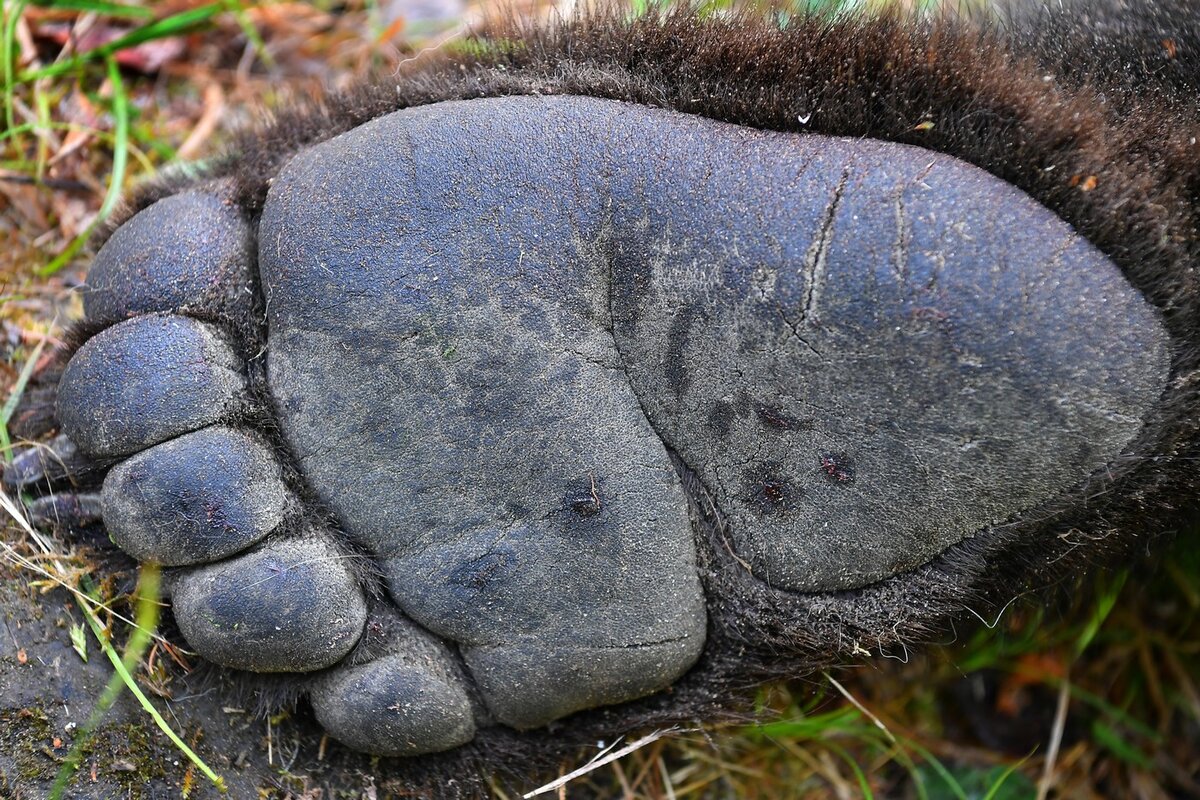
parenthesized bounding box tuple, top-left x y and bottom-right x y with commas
(50, 568, 227, 795)
(4, 0, 29, 137)
(221, 0, 274, 69)
(0, 334, 47, 464)
(38, 55, 128, 276)
(981, 757, 1032, 800)
(1073, 570, 1127, 658)
(905, 742, 970, 800)
(825, 740, 876, 798)
(748, 706, 867, 739)
(31, 0, 155, 18)
(1090, 719, 1154, 769)
(890, 743, 931, 800)
(1059, 680, 1162, 743)
(49, 567, 163, 799)
(20, 4, 224, 81)
(33, 79, 49, 181)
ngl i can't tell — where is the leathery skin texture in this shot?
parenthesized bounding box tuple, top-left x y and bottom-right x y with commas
(5, 5, 1198, 791)
(36, 94, 1169, 756)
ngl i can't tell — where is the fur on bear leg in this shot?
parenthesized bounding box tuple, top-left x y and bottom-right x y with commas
(4, 2, 1199, 797)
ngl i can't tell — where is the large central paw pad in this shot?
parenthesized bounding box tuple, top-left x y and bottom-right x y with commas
(44, 95, 1169, 757)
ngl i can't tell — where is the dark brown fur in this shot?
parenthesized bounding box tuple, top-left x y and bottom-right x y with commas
(67, 2, 1200, 795)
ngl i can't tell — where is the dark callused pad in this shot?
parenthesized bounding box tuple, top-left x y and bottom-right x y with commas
(101, 426, 289, 566)
(311, 615, 477, 757)
(83, 189, 256, 324)
(605, 118, 1171, 591)
(261, 98, 708, 726)
(57, 315, 248, 459)
(463, 636, 708, 731)
(171, 535, 367, 672)
(394, 524, 708, 728)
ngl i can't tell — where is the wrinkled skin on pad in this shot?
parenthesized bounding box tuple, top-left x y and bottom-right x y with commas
(606, 122, 1172, 589)
(262, 97, 711, 728)
(261, 95, 1169, 610)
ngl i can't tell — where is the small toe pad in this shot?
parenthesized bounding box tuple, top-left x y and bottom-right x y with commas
(465, 636, 707, 730)
(102, 426, 289, 566)
(311, 613, 477, 757)
(171, 534, 367, 672)
(84, 189, 255, 324)
(57, 315, 248, 459)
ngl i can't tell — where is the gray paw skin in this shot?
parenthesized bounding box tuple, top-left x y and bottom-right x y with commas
(54, 90, 1171, 746)
(311, 609, 479, 756)
(172, 534, 368, 672)
(57, 315, 248, 458)
(5, 4, 1199, 794)
(34, 96, 1179, 748)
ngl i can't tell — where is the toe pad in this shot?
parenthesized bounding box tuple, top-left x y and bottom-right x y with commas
(171, 534, 367, 672)
(311, 615, 477, 757)
(101, 426, 289, 566)
(84, 189, 255, 324)
(57, 315, 248, 459)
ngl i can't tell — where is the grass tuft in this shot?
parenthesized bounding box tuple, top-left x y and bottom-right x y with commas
(48, 566, 227, 797)
(36, 54, 127, 275)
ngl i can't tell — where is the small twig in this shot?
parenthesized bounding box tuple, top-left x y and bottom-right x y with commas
(657, 754, 678, 800)
(2, 471, 220, 792)
(824, 671, 896, 745)
(0, 329, 47, 462)
(0, 514, 175, 648)
(1036, 672, 1071, 800)
(38, 55, 128, 276)
(177, 82, 224, 159)
(524, 728, 692, 798)
(77, 575, 228, 793)
(49, 568, 163, 799)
